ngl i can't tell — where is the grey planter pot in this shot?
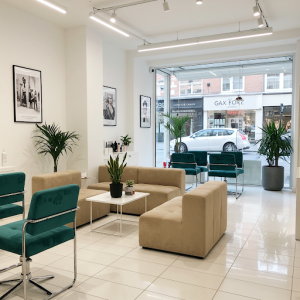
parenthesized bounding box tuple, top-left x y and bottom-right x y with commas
(262, 166, 284, 191)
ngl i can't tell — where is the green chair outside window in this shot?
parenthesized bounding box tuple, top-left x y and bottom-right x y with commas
(171, 153, 204, 188)
(0, 172, 26, 220)
(208, 153, 244, 199)
(0, 184, 80, 300)
(188, 151, 208, 183)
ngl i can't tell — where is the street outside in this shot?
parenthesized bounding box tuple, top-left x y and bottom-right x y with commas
(156, 142, 291, 187)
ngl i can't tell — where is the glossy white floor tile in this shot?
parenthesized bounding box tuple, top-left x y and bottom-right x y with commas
(0, 186, 298, 300)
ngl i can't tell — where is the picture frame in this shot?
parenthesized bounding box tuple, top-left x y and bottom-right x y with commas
(103, 86, 117, 126)
(140, 95, 151, 128)
(13, 65, 42, 123)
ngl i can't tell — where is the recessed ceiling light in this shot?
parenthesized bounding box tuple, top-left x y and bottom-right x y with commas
(196, 0, 203, 4)
(163, 0, 170, 12)
(36, 0, 67, 14)
(110, 11, 117, 23)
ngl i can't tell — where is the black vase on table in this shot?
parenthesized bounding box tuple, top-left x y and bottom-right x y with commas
(110, 183, 123, 198)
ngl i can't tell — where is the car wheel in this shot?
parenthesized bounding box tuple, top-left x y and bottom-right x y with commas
(223, 142, 237, 152)
(174, 142, 188, 153)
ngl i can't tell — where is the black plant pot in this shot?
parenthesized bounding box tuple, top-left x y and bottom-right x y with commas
(110, 183, 123, 198)
(262, 166, 284, 191)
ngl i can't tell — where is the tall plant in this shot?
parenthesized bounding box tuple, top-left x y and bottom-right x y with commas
(106, 153, 127, 184)
(256, 121, 292, 167)
(33, 123, 80, 172)
(161, 113, 191, 152)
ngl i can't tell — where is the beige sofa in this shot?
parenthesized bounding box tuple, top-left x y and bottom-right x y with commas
(139, 181, 227, 258)
(88, 166, 185, 215)
(32, 170, 110, 227)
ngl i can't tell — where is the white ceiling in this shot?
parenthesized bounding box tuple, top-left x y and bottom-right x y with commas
(2, 0, 300, 50)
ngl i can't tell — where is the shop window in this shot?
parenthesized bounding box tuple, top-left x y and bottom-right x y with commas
(266, 74, 280, 90)
(265, 73, 292, 92)
(221, 77, 244, 93)
(284, 73, 293, 89)
(179, 80, 203, 96)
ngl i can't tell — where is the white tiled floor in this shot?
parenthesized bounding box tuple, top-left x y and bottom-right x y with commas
(0, 186, 298, 300)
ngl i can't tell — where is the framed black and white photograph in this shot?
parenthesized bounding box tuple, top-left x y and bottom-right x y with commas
(13, 65, 42, 123)
(140, 95, 151, 128)
(103, 86, 117, 126)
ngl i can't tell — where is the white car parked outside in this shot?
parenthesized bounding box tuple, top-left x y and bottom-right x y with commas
(170, 128, 251, 152)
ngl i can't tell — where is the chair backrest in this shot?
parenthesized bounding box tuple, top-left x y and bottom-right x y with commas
(209, 154, 236, 171)
(188, 151, 207, 166)
(0, 172, 25, 206)
(26, 184, 80, 236)
(171, 153, 196, 170)
(221, 151, 243, 168)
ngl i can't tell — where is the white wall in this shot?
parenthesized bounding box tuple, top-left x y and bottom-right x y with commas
(0, 2, 66, 204)
(103, 41, 129, 148)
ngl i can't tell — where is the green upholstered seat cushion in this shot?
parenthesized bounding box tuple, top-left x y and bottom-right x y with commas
(221, 151, 243, 168)
(0, 172, 25, 206)
(27, 185, 80, 236)
(185, 167, 207, 175)
(188, 151, 207, 166)
(0, 220, 74, 257)
(208, 168, 244, 178)
(0, 204, 23, 219)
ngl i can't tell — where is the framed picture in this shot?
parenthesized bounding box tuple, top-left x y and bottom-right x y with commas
(103, 86, 117, 126)
(140, 95, 151, 128)
(13, 65, 42, 123)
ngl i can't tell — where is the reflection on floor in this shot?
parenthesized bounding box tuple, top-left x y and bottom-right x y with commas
(0, 186, 298, 300)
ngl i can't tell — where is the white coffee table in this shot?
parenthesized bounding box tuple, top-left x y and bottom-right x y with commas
(86, 191, 150, 236)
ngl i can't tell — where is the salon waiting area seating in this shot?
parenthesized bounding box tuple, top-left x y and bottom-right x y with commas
(208, 152, 244, 199)
(0, 172, 26, 220)
(171, 153, 207, 187)
(0, 184, 80, 300)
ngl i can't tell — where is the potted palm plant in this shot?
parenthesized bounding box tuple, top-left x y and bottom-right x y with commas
(161, 113, 191, 153)
(33, 123, 80, 172)
(120, 134, 132, 152)
(106, 153, 127, 198)
(256, 121, 292, 191)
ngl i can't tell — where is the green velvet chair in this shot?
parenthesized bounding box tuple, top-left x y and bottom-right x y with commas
(208, 153, 244, 199)
(0, 184, 80, 300)
(171, 153, 205, 188)
(188, 151, 208, 183)
(0, 172, 26, 220)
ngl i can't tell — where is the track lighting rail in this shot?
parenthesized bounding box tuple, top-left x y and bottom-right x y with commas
(257, 2, 269, 27)
(93, 0, 158, 13)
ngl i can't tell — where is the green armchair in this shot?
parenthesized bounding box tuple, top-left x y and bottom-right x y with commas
(208, 153, 244, 199)
(0, 172, 26, 220)
(0, 184, 80, 300)
(188, 151, 208, 182)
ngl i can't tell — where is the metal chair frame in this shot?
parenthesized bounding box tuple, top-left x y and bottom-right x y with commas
(207, 163, 244, 199)
(171, 161, 198, 190)
(0, 206, 79, 300)
(0, 191, 26, 220)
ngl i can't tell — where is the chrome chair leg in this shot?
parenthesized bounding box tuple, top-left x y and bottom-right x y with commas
(31, 276, 54, 281)
(0, 279, 22, 284)
(0, 280, 23, 300)
(29, 280, 52, 295)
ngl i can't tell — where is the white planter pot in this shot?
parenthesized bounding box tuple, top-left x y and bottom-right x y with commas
(125, 186, 135, 195)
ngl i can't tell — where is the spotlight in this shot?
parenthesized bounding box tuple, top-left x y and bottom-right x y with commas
(110, 11, 117, 23)
(253, 5, 260, 17)
(163, 0, 170, 12)
(257, 17, 264, 27)
(196, 0, 203, 4)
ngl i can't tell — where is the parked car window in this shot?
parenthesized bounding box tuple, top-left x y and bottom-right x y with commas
(226, 130, 234, 135)
(212, 129, 227, 136)
(195, 130, 211, 137)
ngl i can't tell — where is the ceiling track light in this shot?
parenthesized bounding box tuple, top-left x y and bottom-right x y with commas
(163, 0, 170, 12)
(110, 11, 117, 23)
(36, 0, 67, 14)
(253, 0, 260, 17)
(196, 0, 203, 4)
(89, 13, 130, 37)
(137, 27, 273, 52)
(257, 17, 264, 28)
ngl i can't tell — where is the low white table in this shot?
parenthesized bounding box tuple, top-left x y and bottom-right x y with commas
(86, 191, 150, 236)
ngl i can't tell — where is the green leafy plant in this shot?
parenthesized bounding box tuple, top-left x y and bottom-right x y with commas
(33, 123, 80, 172)
(256, 121, 293, 167)
(106, 153, 127, 184)
(126, 180, 134, 187)
(161, 113, 191, 152)
(121, 134, 132, 146)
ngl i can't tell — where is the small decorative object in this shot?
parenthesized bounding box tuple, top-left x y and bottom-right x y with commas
(13, 65, 42, 123)
(256, 120, 293, 191)
(106, 153, 127, 198)
(125, 180, 135, 195)
(163, 162, 167, 168)
(112, 141, 118, 152)
(120, 145, 123, 152)
(120, 134, 132, 152)
(33, 123, 80, 172)
(103, 86, 117, 126)
(140, 95, 151, 128)
(117, 143, 121, 152)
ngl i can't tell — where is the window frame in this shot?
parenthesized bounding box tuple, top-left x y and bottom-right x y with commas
(265, 73, 292, 93)
(221, 76, 245, 93)
(179, 80, 203, 96)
